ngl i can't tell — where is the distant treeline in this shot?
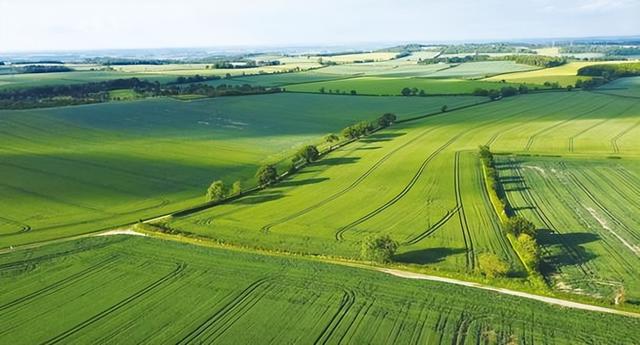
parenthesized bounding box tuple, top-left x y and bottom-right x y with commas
(419, 54, 566, 68)
(18, 65, 74, 73)
(213, 60, 281, 69)
(10, 60, 65, 65)
(561, 45, 640, 57)
(577, 62, 640, 78)
(0, 77, 282, 109)
(443, 44, 535, 54)
(85, 58, 172, 65)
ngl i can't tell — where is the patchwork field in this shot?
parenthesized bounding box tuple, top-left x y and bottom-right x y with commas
(0, 93, 481, 247)
(163, 90, 640, 298)
(286, 76, 522, 95)
(1, 235, 637, 344)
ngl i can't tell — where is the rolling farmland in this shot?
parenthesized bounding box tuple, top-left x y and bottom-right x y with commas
(165, 90, 640, 298)
(0, 93, 481, 247)
(1, 235, 638, 344)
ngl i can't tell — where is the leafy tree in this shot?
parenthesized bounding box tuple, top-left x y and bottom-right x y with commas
(230, 181, 242, 196)
(478, 145, 493, 162)
(504, 216, 536, 237)
(441, 105, 448, 112)
(419, 89, 426, 97)
(360, 234, 399, 263)
(377, 113, 397, 127)
(350, 90, 357, 95)
(294, 145, 320, 163)
(473, 88, 489, 97)
(319, 87, 326, 93)
(478, 253, 509, 278)
(517, 233, 541, 269)
(401, 87, 412, 96)
(518, 85, 529, 94)
(256, 164, 278, 186)
(206, 180, 226, 201)
(500, 86, 518, 97)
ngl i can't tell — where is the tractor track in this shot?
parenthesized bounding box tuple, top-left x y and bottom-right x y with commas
(454, 152, 475, 270)
(568, 102, 636, 153)
(611, 120, 640, 153)
(313, 289, 357, 345)
(260, 125, 440, 234)
(403, 207, 460, 245)
(42, 263, 186, 345)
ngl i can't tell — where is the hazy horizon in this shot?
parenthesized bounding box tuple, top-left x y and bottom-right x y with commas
(1, 0, 639, 53)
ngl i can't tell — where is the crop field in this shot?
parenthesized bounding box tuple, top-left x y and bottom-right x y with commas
(499, 156, 640, 300)
(426, 61, 536, 78)
(483, 61, 632, 86)
(165, 91, 640, 292)
(0, 93, 481, 247)
(286, 76, 522, 95)
(313, 62, 452, 77)
(315, 52, 398, 63)
(595, 76, 640, 98)
(0, 235, 637, 344)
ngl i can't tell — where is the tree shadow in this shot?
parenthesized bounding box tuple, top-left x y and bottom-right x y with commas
(359, 132, 406, 143)
(313, 157, 360, 166)
(356, 146, 382, 150)
(499, 176, 524, 184)
(393, 247, 466, 265)
(538, 230, 600, 269)
(278, 177, 329, 187)
(235, 192, 285, 205)
(503, 186, 529, 192)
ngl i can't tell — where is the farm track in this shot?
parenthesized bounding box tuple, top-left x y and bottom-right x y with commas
(260, 125, 440, 234)
(403, 207, 460, 245)
(611, 120, 640, 153)
(177, 277, 275, 344)
(568, 102, 636, 152)
(42, 262, 186, 345)
(524, 99, 615, 152)
(454, 152, 475, 270)
(613, 167, 640, 196)
(0, 255, 120, 315)
(0, 216, 31, 235)
(313, 289, 357, 345)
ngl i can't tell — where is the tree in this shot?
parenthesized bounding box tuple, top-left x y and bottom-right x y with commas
(377, 113, 397, 128)
(517, 233, 541, 269)
(294, 145, 319, 163)
(230, 181, 242, 196)
(504, 216, 536, 237)
(360, 234, 398, 263)
(206, 180, 226, 201)
(500, 86, 518, 97)
(518, 85, 529, 94)
(324, 133, 339, 143)
(350, 90, 357, 95)
(256, 164, 278, 186)
(319, 87, 326, 93)
(441, 105, 448, 112)
(401, 87, 412, 96)
(478, 253, 509, 278)
(419, 89, 426, 97)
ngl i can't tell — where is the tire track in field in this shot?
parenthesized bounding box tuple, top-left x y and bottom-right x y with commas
(313, 289, 356, 345)
(568, 102, 636, 153)
(559, 162, 640, 248)
(260, 125, 440, 234)
(42, 263, 187, 345)
(509, 159, 596, 277)
(451, 313, 473, 345)
(612, 167, 640, 196)
(334, 297, 376, 344)
(334, 95, 583, 241)
(524, 99, 616, 152)
(403, 207, 460, 245)
(176, 277, 275, 345)
(0, 255, 120, 315)
(611, 120, 640, 153)
(454, 152, 475, 270)
(0, 216, 31, 235)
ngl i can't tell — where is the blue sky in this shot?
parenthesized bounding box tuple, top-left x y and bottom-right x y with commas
(0, 0, 638, 52)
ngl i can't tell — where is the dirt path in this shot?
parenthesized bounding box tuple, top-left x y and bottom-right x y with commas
(2, 229, 639, 319)
(374, 267, 640, 319)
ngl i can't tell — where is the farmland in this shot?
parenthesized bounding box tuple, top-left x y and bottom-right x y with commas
(1, 235, 638, 344)
(164, 90, 640, 299)
(0, 93, 481, 247)
(286, 77, 523, 95)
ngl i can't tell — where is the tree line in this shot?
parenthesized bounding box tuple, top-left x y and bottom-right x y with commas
(0, 77, 282, 109)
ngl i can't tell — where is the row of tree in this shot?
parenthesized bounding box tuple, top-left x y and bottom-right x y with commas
(498, 55, 566, 68)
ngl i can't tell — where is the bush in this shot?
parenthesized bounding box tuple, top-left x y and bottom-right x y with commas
(360, 234, 399, 263)
(293, 145, 319, 163)
(478, 253, 510, 278)
(377, 113, 397, 127)
(516, 233, 541, 269)
(230, 181, 242, 196)
(504, 216, 536, 237)
(256, 164, 278, 186)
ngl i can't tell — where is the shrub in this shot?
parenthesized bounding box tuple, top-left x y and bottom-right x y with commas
(293, 145, 320, 163)
(516, 233, 541, 269)
(478, 253, 510, 278)
(206, 180, 226, 201)
(360, 234, 399, 263)
(377, 113, 397, 127)
(504, 216, 536, 237)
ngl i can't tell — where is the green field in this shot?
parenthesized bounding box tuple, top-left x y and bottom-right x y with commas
(286, 76, 523, 95)
(500, 156, 640, 300)
(1, 235, 637, 344)
(0, 93, 481, 247)
(163, 91, 640, 298)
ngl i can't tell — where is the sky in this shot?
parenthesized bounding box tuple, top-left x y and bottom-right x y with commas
(0, 0, 639, 52)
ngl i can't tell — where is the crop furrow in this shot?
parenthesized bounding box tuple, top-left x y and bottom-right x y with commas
(313, 289, 356, 345)
(454, 152, 475, 270)
(568, 102, 635, 153)
(404, 207, 460, 245)
(42, 263, 186, 345)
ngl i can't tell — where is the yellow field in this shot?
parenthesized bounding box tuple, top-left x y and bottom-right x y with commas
(484, 61, 634, 86)
(318, 52, 398, 63)
(534, 47, 560, 57)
